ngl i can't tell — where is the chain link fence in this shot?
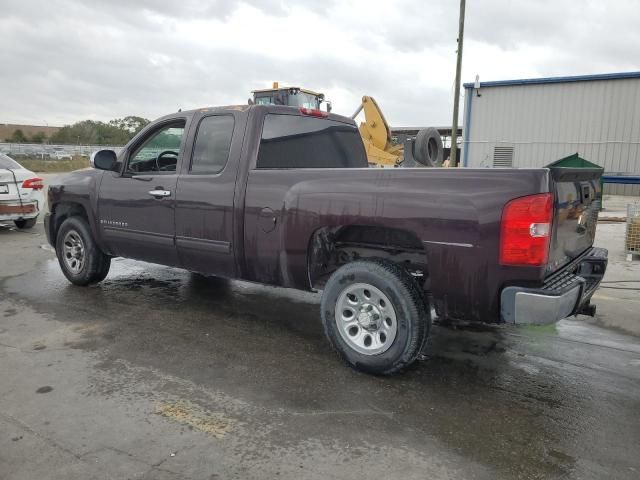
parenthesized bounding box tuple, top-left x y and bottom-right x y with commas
(0, 142, 124, 159)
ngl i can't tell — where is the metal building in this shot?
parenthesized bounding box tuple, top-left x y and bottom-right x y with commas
(461, 71, 640, 195)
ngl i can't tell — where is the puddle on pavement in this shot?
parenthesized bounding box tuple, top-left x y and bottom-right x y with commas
(4, 256, 639, 479)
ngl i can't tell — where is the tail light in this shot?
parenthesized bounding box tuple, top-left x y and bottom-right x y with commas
(22, 178, 44, 190)
(500, 193, 553, 266)
(299, 107, 329, 118)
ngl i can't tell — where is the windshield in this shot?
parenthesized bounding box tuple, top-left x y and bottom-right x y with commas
(290, 92, 320, 109)
(254, 91, 321, 109)
(254, 95, 273, 105)
(0, 153, 22, 169)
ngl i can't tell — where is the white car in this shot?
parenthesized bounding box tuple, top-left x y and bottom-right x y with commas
(0, 153, 45, 229)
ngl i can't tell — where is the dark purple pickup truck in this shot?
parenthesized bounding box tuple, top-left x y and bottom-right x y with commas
(45, 104, 607, 374)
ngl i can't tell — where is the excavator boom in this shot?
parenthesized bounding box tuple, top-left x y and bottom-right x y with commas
(352, 96, 399, 167)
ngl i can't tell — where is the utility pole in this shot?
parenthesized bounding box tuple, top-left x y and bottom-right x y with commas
(450, 0, 466, 167)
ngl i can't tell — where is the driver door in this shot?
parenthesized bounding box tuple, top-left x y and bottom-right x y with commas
(98, 118, 187, 266)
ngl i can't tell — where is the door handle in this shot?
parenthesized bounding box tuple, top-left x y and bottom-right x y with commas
(148, 189, 171, 198)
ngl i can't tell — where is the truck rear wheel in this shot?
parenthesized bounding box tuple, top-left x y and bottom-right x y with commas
(320, 259, 429, 375)
(55, 216, 111, 286)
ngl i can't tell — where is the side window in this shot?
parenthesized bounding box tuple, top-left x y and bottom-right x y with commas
(127, 122, 185, 173)
(190, 115, 234, 175)
(256, 114, 368, 169)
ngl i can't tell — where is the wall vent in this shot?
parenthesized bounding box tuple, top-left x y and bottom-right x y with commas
(493, 146, 514, 167)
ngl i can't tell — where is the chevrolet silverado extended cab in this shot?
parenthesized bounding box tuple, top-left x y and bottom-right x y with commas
(45, 104, 607, 374)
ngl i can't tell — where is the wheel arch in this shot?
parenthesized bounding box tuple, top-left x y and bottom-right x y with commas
(50, 201, 103, 250)
(307, 224, 429, 291)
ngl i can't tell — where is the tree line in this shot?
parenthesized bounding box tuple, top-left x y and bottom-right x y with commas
(7, 116, 150, 145)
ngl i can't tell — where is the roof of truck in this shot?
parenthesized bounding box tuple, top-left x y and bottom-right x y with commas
(156, 104, 355, 125)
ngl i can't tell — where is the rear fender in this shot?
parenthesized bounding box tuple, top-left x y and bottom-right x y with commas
(306, 225, 428, 291)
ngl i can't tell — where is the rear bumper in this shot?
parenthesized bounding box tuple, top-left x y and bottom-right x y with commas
(0, 201, 39, 220)
(501, 247, 608, 325)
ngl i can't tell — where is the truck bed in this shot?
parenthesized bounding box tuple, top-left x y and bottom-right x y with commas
(243, 165, 566, 322)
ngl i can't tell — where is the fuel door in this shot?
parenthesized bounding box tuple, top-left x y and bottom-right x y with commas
(259, 207, 277, 233)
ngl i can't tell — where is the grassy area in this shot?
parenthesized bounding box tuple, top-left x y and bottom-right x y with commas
(16, 156, 90, 173)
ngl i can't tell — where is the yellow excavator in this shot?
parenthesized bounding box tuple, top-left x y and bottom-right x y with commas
(350, 96, 443, 167)
(250, 83, 443, 167)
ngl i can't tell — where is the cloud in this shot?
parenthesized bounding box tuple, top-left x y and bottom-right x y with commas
(1, 0, 639, 127)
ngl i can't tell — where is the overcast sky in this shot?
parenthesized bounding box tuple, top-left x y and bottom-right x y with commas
(1, 0, 639, 127)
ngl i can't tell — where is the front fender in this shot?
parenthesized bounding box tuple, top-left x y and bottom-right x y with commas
(47, 169, 107, 252)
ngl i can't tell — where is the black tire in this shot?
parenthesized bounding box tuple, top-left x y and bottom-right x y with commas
(14, 217, 37, 229)
(55, 216, 111, 286)
(413, 127, 443, 167)
(320, 259, 430, 375)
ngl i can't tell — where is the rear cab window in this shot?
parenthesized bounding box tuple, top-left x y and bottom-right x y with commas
(257, 114, 368, 169)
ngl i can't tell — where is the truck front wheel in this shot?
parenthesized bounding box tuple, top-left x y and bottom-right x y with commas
(320, 259, 430, 375)
(55, 216, 111, 286)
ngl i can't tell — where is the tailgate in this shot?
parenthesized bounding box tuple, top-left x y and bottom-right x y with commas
(547, 166, 603, 275)
(0, 169, 21, 200)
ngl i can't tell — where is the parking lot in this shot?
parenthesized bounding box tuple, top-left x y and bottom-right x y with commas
(1, 185, 640, 479)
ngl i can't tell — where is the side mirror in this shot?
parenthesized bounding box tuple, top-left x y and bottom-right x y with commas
(91, 149, 118, 171)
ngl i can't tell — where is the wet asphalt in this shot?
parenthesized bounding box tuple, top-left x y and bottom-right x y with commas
(1, 223, 639, 480)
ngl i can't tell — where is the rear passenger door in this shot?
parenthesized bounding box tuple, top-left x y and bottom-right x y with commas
(175, 113, 239, 277)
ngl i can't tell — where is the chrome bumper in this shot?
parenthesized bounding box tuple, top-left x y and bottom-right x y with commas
(501, 247, 608, 325)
